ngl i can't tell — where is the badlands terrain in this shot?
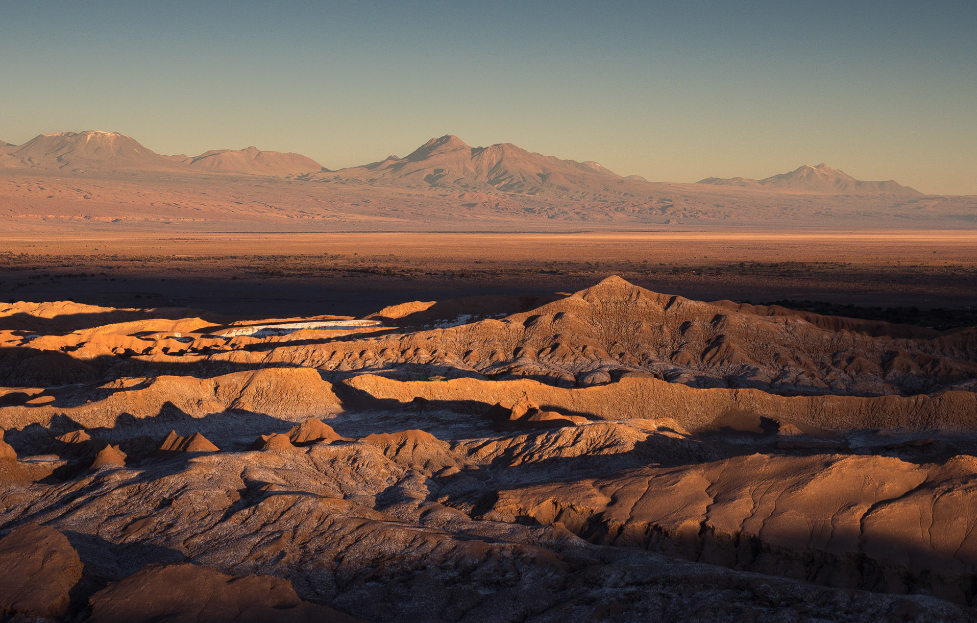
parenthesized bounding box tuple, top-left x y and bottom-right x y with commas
(2, 276, 977, 621)
(1, 129, 977, 621)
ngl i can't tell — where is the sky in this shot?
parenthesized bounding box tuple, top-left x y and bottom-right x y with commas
(1, 1, 975, 194)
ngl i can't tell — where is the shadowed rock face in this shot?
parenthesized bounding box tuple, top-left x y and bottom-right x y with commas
(0, 430, 31, 484)
(2, 277, 977, 621)
(86, 563, 364, 623)
(0, 523, 82, 619)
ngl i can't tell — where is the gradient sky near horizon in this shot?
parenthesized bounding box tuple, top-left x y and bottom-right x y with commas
(1, 1, 975, 194)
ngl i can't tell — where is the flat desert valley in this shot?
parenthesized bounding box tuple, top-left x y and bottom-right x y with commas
(2, 131, 977, 622)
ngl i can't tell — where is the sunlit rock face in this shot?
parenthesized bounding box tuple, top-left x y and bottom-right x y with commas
(2, 277, 977, 621)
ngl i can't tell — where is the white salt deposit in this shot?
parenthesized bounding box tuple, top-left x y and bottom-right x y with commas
(219, 319, 382, 338)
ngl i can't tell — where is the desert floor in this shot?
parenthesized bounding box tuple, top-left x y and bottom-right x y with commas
(2, 229, 977, 622)
(1, 230, 975, 319)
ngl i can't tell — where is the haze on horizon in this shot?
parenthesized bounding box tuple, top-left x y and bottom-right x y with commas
(1, 1, 975, 195)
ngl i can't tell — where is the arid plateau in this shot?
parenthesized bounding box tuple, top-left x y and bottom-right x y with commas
(1, 131, 977, 622)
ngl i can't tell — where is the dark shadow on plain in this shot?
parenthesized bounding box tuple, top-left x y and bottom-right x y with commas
(0, 309, 227, 334)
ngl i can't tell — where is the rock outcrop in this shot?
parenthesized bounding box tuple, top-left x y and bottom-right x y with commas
(86, 563, 364, 623)
(0, 523, 83, 619)
(1, 278, 976, 620)
(159, 430, 220, 453)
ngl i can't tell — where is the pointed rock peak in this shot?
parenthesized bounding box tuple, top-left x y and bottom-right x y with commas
(584, 275, 640, 296)
(579, 275, 672, 306)
(52, 130, 131, 146)
(789, 163, 849, 178)
(483, 397, 540, 431)
(288, 419, 346, 445)
(253, 432, 295, 452)
(426, 135, 469, 150)
(185, 433, 219, 452)
(405, 134, 470, 161)
(510, 394, 541, 420)
(594, 275, 633, 288)
(159, 430, 219, 453)
(92, 444, 126, 469)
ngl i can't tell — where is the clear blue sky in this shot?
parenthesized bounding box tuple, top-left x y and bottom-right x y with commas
(1, 1, 975, 194)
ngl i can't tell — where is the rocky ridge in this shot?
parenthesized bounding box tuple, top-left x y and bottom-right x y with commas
(2, 277, 977, 621)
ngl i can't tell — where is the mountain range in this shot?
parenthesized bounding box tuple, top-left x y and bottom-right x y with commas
(311, 134, 631, 197)
(0, 130, 924, 197)
(0, 131, 325, 177)
(699, 163, 921, 196)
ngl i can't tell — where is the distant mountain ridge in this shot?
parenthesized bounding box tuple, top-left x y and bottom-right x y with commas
(182, 146, 323, 176)
(3, 131, 178, 172)
(0, 131, 322, 177)
(314, 134, 634, 198)
(699, 163, 921, 196)
(0, 130, 926, 198)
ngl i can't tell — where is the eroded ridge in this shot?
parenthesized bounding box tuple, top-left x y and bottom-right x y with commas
(2, 277, 977, 621)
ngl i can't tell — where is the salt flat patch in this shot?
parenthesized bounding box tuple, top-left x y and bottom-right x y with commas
(428, 314, 475, 328)
(219, 319, 382, 338)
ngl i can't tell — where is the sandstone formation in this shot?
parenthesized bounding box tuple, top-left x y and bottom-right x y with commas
(0, 430, 31, 484)
(86, 563, 364, 623)
(159, 431, 220, 453)
(0, 523, 83, 619)
(288, 419, 348, 445)
(91, 444, 127, 469)
(252, 432, 296, 452)
(483, 395, 588, 431)
(1, 276, 977, 620)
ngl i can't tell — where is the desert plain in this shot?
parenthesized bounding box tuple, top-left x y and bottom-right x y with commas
(1, 131, 977, 622)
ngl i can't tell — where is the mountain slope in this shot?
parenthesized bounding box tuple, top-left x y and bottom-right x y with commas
(699, 163, 921, 195)
(316, 134, 645, 198)
(185, 146, 324, 176)
(0, 132, 325, 178)
(0, 140, 16, 167)
(2, 131, 181, 172)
